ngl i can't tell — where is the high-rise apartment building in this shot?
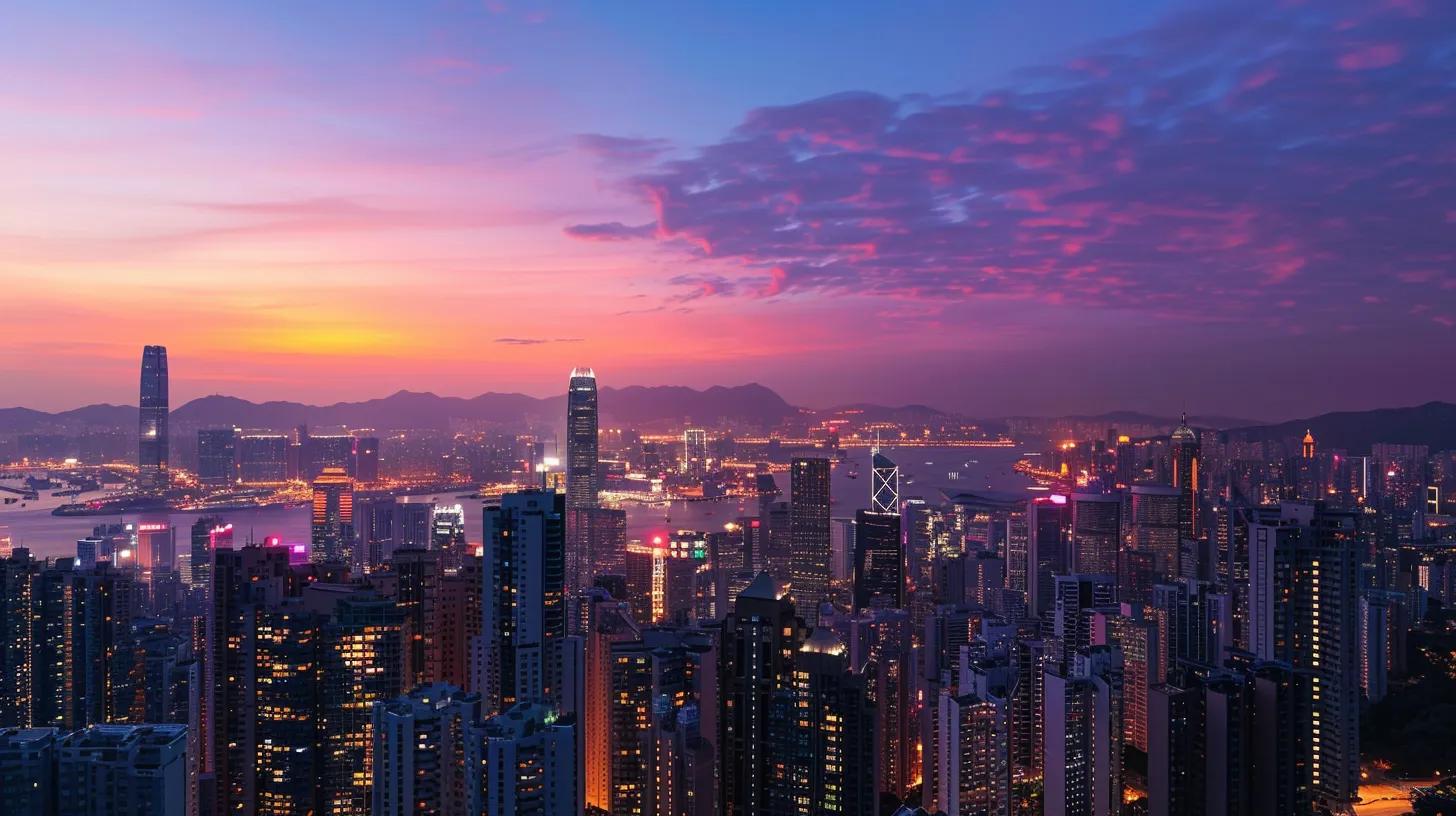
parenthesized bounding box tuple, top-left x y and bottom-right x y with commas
(475, 702, 578, 816)
(477, 490, 567, 712)
(372, 684, 482, 816)
(1247, 501, 1362, 808)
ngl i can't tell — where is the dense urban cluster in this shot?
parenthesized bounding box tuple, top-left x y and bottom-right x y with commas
(3, 347, 1456, 816)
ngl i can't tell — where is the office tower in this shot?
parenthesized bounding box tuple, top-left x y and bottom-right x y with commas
(138, 345, 169, 493)
(780, 630, 879, 816)
(1053, 574, 1116, 653)
(197, 427, 238, 487)
(432, 504, 467, 557)
(310, 467, 355, 564)
(849, 608, 915, 799)
(566, 368, 600, 594)
(789, 457, 832, 626)
(237, 433, 288, 484)
(474, 702, 578, 816)
(871, 449, 899, 513)
(829, 517, 856, 581)
(477, 490, 566, 713)
(356, 498, 396, 569)
(1070, 493, 1121, 577)
(682, 427, 709, 476)
(211, 545, 293, 816)
(0, 727, 56, 815)
(1171, 414, 1201, 541)
(854, 508, 904, 611)
(565, 367, 599, 509)
(372, 684, 481, 816)
(431, 556, 482, 690)
(1117, 549, 1157, 610)
(395, 501, 434, 551)
(384, 548, 440, 690)
(1028, 495, 1072, 620)
(1247, 501, 1361, 808)
(935, 690, 1011, 816)
(719, 573, 804, 816)
(57, 724, 188, 816)
(188, 517, 227, 593)
(608, 628, 717, 816)
(1131, 484, 1182, 580)
(904, 498, 950, 587)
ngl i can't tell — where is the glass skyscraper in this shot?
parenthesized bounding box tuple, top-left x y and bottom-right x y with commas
(138, 345, 168, 492)
(566, 367, 599, 509)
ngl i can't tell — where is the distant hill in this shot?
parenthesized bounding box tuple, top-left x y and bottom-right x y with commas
(1227, 401, 1456, 454)
(1002, 410, 1263, 430)
(0, 384, 798, 433)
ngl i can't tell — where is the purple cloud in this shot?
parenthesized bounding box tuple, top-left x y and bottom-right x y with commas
(573, 0, 1456, 326)
(562, 221, 656, 241)
(576, 134, 673, 165)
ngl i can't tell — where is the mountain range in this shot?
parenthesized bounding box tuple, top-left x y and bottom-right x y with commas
(3, 389, 1454, 453)
(0, 384, 799, 433)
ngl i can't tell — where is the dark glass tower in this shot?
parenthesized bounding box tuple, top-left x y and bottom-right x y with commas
(566, 367, 599, 509)
(1171, 413, 1201, 541)
(566, 368, 599, 591)
(138, 345, 168, 492)
(854, 509, 903, 611)
(789, 457, 831, 626)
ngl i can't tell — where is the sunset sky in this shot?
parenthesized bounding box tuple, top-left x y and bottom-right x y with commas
(3, 0, 1454, 419)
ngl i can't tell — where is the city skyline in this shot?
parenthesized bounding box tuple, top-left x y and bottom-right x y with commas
(4, 0, 1456, 419)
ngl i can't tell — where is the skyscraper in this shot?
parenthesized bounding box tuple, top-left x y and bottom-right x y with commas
(197, 427, 238, 488)
(310, 467, 355, 564)
(719, 573, 803, 816)
(1171, 413, 1201, 541)
(57, 724, 189, 816)
(1248, 501, 1362, 808)
(566, 367, 599, 510)
(789, 457, 831, 626)
(474, 702, 578, 816)
(1070, 493, 1121, 577)
(567, 368, 600, 593)
(1131, 484, 1182, 581)
(477, 490, 567, 713)
(372, 684, 482, 816)
(137, 345, 169, 492)
(682, 428, 709, 476)
(870, 449, 900, 514)
(854, 508, 903, 611)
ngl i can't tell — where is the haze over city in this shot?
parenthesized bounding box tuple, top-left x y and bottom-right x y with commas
(4, 0, 1456, 419)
